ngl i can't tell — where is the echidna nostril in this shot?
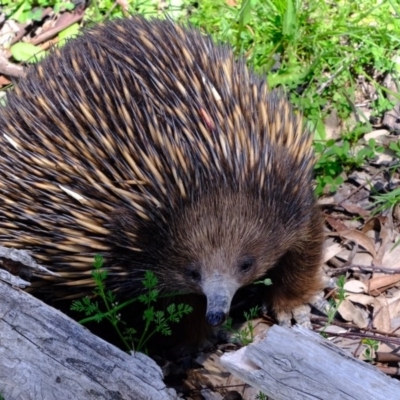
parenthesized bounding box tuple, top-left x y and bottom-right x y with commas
(206, 311, 227, 327)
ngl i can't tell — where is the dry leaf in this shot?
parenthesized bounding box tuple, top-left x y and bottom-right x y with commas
(338, 299, 369, 328)
(323, 241, 344, 263)
(336, 249, 373, 265)
(382, 235, 400, 270)
(341, 202, 371, 218)
(367, 274, 400, 295)
(387, 292, 400, 320)
(351, 252, 373, 265)
(326, 216, 349, 231)
(189, 352, 229, 391)
(338, 229, 377, 257)
(344, 280, 367, 293)
(362, 216, 382, 233)
(373, 221, 391, 266)
(0, 75, 11, 85)
(373, 295, 391, 332)
(346, 293, 375, 306)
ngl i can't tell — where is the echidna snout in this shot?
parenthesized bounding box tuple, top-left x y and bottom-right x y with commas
(202, 274, 240, 326)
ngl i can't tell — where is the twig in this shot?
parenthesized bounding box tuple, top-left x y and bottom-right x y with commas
(329, 263, 400, 276)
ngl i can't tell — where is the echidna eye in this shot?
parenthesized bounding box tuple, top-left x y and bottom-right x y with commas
(238, 256, 255, 273)
(185, 268, 201, 282)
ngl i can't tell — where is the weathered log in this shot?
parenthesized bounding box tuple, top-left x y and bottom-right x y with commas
(220, 324, 400, 400)
(0, 279, 177, 400)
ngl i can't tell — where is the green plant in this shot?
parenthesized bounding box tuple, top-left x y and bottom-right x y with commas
(361, 338, 379, 363)
(84, 0, 186, 22)
(320, 275, 347, 337)
(371, 174, 400, 251)
(372, 185, 400, 214)
(255, 391, 268, 400)
(224, 306, 261, 346)
(71, 255, 192, 352)
(2, 0, 75, 23)
(389, 141, 400, 158)
(6, 1, 186, 63)
(135, 271, 193, 351)
(2, 0, 180, 23)
(4, 1, 79, 62)
(314, 137, 384, 195)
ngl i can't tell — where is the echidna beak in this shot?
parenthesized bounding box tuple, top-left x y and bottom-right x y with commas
(202, 275, 239, 327)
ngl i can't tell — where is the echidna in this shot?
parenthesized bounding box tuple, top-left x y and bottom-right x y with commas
(0, 16, 323, 330)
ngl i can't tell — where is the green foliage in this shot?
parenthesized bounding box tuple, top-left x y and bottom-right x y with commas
(223, 277, 270, 345)
(224, 306, 260, 346)
(361, 338, 379, 363)
(389, 141, 400, 158)
(2, 0, 75, 23)
(255, 392, 268, 400)
(314, 137, 384, 195)
(84, 0, 185, 22)
(4, 1, 185, 60)
(10, 42, 47, 63)
(5, 1, 81, 62)
(58, 22, 81, 41)
(2, 0, 185, 23)
(320, 275, 347, 337)
(71, 255, 192, 353)
(369, 156, 400, 221)
(372, 185, 400, 214)
(135, 270, 193, 351)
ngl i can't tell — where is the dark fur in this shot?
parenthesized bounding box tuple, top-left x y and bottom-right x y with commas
(0, 17, 323, 338)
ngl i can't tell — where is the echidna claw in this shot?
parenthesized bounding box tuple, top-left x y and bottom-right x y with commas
(276, 304, 312, 329)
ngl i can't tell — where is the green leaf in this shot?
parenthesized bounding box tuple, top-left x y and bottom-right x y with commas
(143, 270, 158, 288)
(238, 0, 252, 28)
(59, 23, 81, 42)
(143, 307, 155, 322)
(10, 0, 28, 23)
(94, 254, 104, 268)
(11, 42, 46, 63)
(29, 9, 43, 21)
(282, 0, 295, 38)
(167, 303, 176, 315)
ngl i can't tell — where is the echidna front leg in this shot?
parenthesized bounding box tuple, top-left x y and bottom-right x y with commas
(266, 212, 324, 327)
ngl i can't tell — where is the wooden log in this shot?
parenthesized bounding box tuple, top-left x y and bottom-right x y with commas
(0, 279, 177, 400)
(220, 324, 400, 400)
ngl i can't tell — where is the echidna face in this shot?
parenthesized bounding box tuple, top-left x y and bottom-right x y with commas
(163, 189, 293, 327)
(190, 252, 267, 327)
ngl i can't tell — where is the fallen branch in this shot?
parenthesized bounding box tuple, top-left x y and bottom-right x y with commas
(0, 279, 177, 400)
(220, 324, 400, 400)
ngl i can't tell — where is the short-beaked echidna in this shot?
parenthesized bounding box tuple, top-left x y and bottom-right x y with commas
(0, 16, 323, 330)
